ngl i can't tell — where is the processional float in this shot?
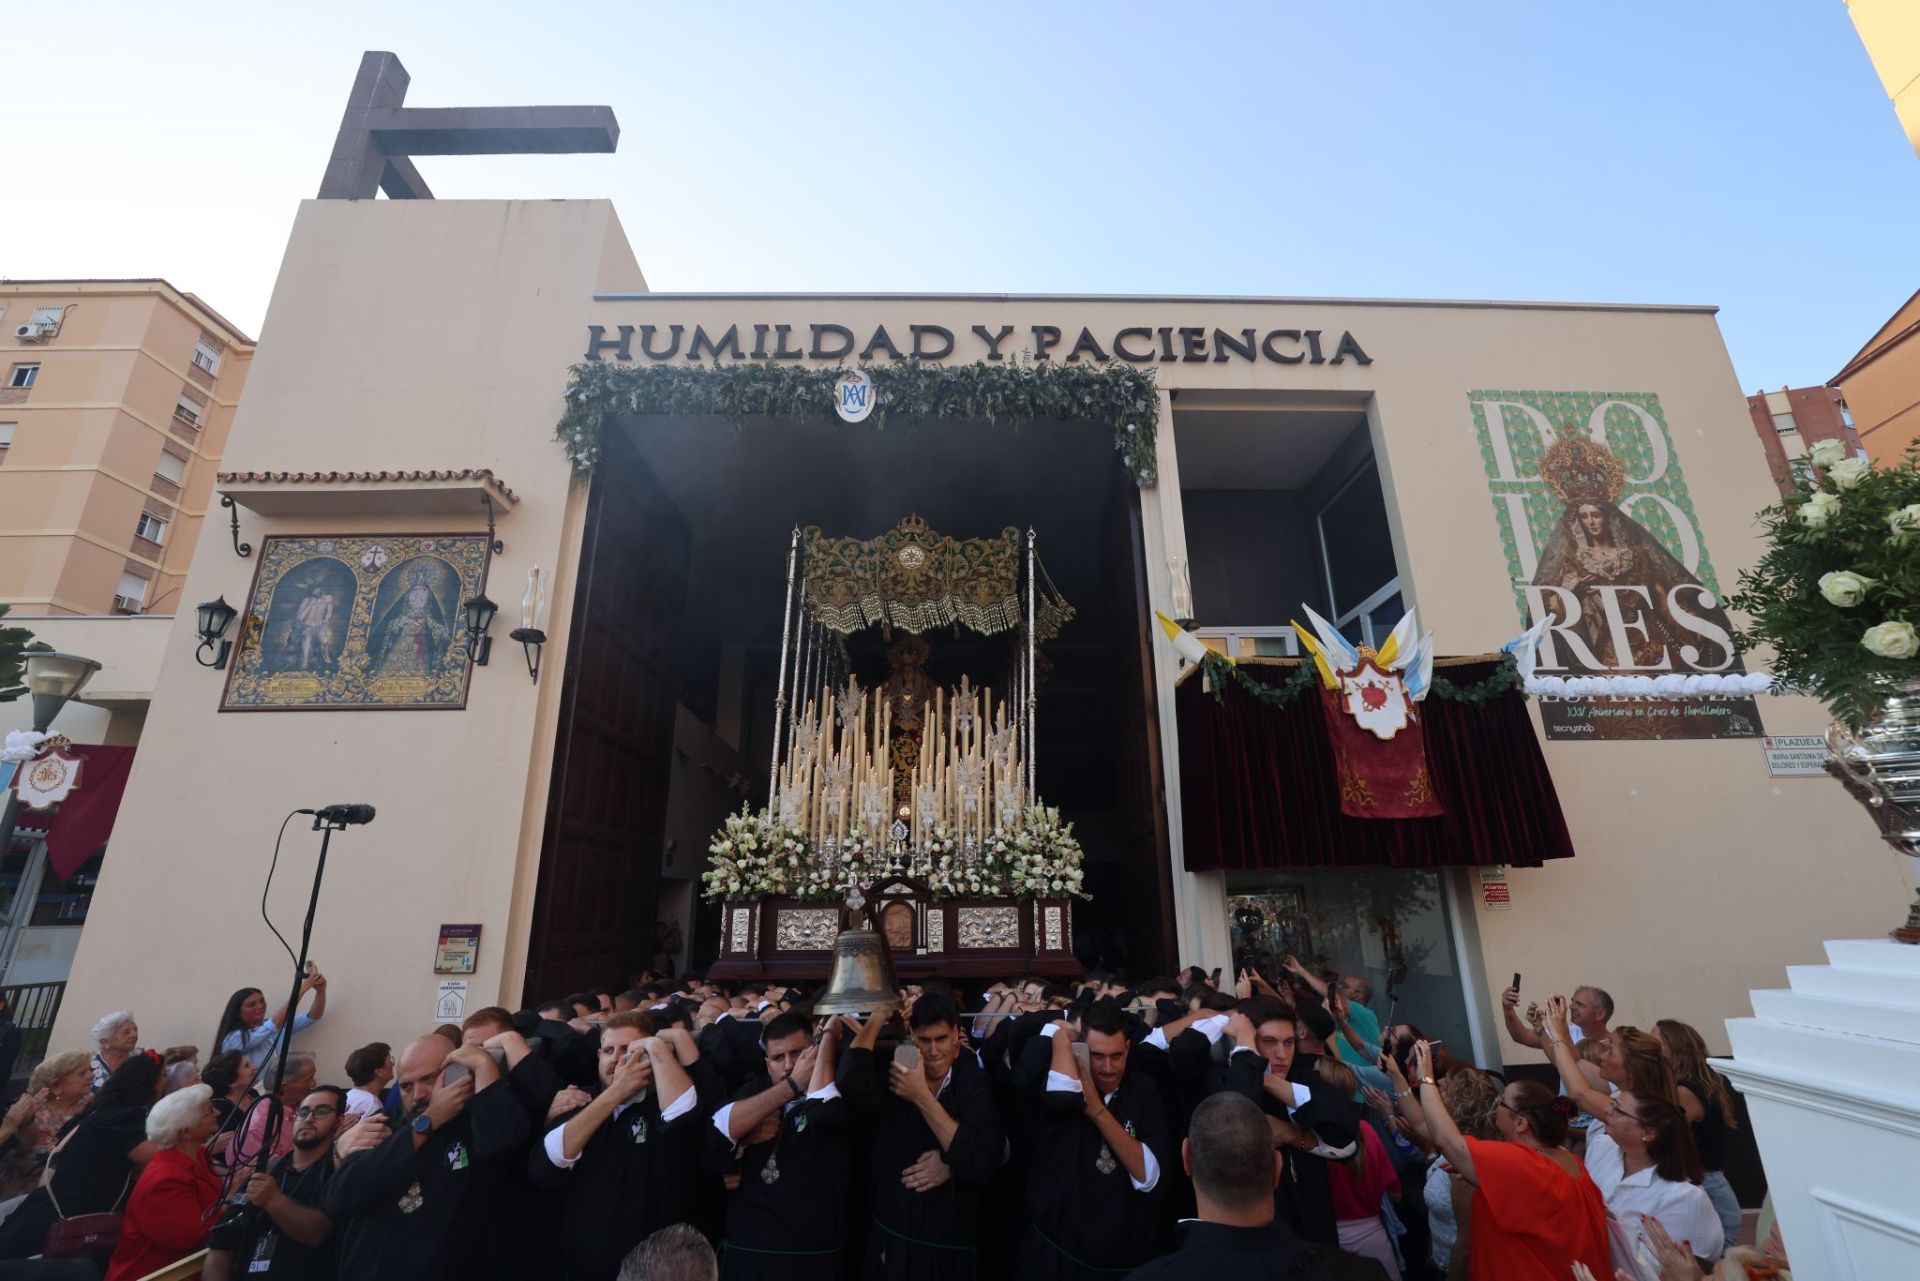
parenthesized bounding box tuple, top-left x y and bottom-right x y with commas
(706, 516, 1087, 990)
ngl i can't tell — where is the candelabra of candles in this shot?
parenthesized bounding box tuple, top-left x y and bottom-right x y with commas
(772, 675, 1029, 880)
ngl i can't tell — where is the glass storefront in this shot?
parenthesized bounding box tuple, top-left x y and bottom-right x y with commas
(1226, 866, 1475, 1064)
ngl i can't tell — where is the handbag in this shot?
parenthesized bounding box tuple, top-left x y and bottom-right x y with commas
(40, 1125, 132, 1259)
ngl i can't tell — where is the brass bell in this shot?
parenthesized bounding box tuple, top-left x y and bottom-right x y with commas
(811, 928, 903, 1016)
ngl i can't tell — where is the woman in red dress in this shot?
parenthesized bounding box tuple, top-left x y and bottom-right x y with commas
(1408, 1041, 1611, 1281)
(104, 1083, 224, 1281)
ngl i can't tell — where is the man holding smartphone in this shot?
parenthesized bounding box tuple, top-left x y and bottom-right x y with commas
(323, 1035, 528, 1281)
(1012, 999, 1170, 1278)
(840, 993, 1004, 1280)
(532, 1011, 703, 1281)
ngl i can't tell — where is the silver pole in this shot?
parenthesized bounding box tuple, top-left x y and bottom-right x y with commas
(769, 527, 801, 793)
(1027, 528, 1037, 804)
(790, 579, 811, 757)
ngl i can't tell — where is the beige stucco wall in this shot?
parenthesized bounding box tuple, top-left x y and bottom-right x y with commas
(1848, 0, 1920, 157)
(53, 205, 1907, 1075)
(52, 201, 646, 1072)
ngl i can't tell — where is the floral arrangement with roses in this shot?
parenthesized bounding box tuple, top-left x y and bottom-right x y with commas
(701, 806, 1088, 902)
(1729, 440, 1920, 730)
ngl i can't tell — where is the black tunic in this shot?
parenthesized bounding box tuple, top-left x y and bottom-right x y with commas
(706, 1074, 851, 1281)
(322, 1081, 529, 1281)
(1123, 1219, 1323, 1280)
(206, 1150, 337, 1281)
(1013, 1045, 1172, 1280)
(528, 1083, 706, 1280)
(1216, 1049, 1359, 1248)
(840, 1043, 1005, 1281)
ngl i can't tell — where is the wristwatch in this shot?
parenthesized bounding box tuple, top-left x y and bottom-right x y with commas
(412, 1113, 434, 1136)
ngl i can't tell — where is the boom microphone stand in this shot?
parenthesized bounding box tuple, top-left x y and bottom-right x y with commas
(252, 804, 373, 1176)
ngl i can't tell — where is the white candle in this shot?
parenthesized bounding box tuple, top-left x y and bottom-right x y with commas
(521, 566, 542, 631)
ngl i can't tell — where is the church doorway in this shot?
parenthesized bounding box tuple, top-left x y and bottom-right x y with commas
(523, 408, 1169, 1001)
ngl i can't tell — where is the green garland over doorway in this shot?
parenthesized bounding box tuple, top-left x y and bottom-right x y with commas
(555, 359, 1162, 486)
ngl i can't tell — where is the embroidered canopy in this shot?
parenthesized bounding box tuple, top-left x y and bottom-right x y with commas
(801, 515, 1073, 641)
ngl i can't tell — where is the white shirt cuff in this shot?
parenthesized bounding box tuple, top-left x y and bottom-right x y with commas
(1132, 1144, 1161, 1193)
(1289, 1081, 1312, 1113)
(805, 1083, 841, 1103)
(711, 1102, 736, 1142)
(1143, 1027, 1169, 1052)
(1046, 1069, 1083, 1094)
(659, 1084, 697, 1123)
(1039, 1022, 1062, 1039)
(1194, 1014, 1230, 1044)
(543, 1121, 580, 1169)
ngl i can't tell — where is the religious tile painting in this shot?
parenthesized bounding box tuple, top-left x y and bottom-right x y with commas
(221, 535, 490, 711)
(1466, 390, 1762, 741)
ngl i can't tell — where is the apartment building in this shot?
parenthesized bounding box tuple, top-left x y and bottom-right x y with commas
(0, 280, 253, 616)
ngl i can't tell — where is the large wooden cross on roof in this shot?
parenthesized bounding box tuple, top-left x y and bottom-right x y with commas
(318, 51, 619, 200)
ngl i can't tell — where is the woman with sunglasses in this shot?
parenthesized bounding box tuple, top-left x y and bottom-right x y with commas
(1543, 996, 1723, 1266)
(1407, 1040, 1609, 1280)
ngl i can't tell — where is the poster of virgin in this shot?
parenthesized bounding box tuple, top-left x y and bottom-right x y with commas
(1468, 389, 1763, 742)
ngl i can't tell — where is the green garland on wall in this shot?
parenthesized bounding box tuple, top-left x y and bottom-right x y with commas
(555, 358, 1162, 485)
(1200, 651, 1526, 708)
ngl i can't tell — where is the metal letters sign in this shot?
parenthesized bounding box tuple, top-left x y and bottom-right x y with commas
(834, 369, 875, 423)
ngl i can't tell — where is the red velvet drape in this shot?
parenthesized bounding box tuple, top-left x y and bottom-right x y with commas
(1175, 660, 1574, 871)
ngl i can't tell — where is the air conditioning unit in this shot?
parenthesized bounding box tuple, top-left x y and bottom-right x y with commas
(14, 323, 51, 341)
(112, 594, 145, 615)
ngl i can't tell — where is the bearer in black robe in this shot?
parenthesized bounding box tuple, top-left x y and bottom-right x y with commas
(530, 1010, 705, 1281)
(840, 991, 1004, 1281)
(1125, 1092, 1321, 1280)
(1014, 999, 1170, 1279)
(1215, 996, 1361, 1248)
(323, 1036, 530, 1281)
(706, 1011, 856, 1279)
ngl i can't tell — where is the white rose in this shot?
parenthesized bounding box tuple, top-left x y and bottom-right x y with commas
(1818, 570, 1875, 607)
(1863, 620, 1919, 660)
(1799, 491, 1841, 529)
(1889, 505, 1920, 539)
(1827, 457, 1871, 490)
(1809, 438, 1848, 469)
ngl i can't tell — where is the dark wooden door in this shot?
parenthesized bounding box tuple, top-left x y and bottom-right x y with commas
(1104, 475, 1177, 977)
(524, 434, 688, 1002)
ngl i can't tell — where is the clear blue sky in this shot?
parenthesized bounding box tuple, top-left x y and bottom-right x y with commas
(4, 1, 1916, 391)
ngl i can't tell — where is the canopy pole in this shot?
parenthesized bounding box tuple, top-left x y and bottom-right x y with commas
(790, 578, 811, 761)
(770, 527, 800, 793)
(1027, 528, 1037, 805)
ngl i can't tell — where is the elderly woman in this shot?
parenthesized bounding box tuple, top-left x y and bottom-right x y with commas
(103, 1083, 222, 1281)
(90, 1011, 140, 1091)
(0, 1049, 95, 1198)
(0, 1054, 162, 1262)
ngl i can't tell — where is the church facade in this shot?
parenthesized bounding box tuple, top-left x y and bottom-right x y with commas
(49, 194, 1909, 1073)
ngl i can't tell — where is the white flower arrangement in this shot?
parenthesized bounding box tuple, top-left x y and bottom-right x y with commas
(701, 807, 1089, 902)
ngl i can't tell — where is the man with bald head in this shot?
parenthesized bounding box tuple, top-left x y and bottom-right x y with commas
(324, 1033, 529, 1281)
(1126, 1092, 1319, 1278)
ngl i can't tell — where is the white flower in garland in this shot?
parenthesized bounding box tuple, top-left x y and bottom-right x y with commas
(1809, 438, 1848, 469)
(1862, 620, 1919, 660)
(1827, 457, 1872, 490)
(1889, 504, 1920, 541)
(1818, 570, 1875, 607)
(1798, 491, 1842, 530)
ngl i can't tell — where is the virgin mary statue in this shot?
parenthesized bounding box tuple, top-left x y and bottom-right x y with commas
(1530, 434, 1738, 673)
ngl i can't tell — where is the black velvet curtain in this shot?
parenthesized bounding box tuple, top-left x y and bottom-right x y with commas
(1176, 659, 1575, 871)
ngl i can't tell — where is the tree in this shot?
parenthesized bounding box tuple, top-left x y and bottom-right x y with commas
(0, 603, 50, 703)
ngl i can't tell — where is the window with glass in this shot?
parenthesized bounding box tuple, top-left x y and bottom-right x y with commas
(0, 423, 13, 461)
(7, 365, 38, 389)
(135, 512, 167, 544)
(191, 341, 221, 375)
(172, 396, 203, 429)
(1771, 411, 1798, 435)
(1227, 866, 1474, 1061)
(153, 450, 186, 485)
